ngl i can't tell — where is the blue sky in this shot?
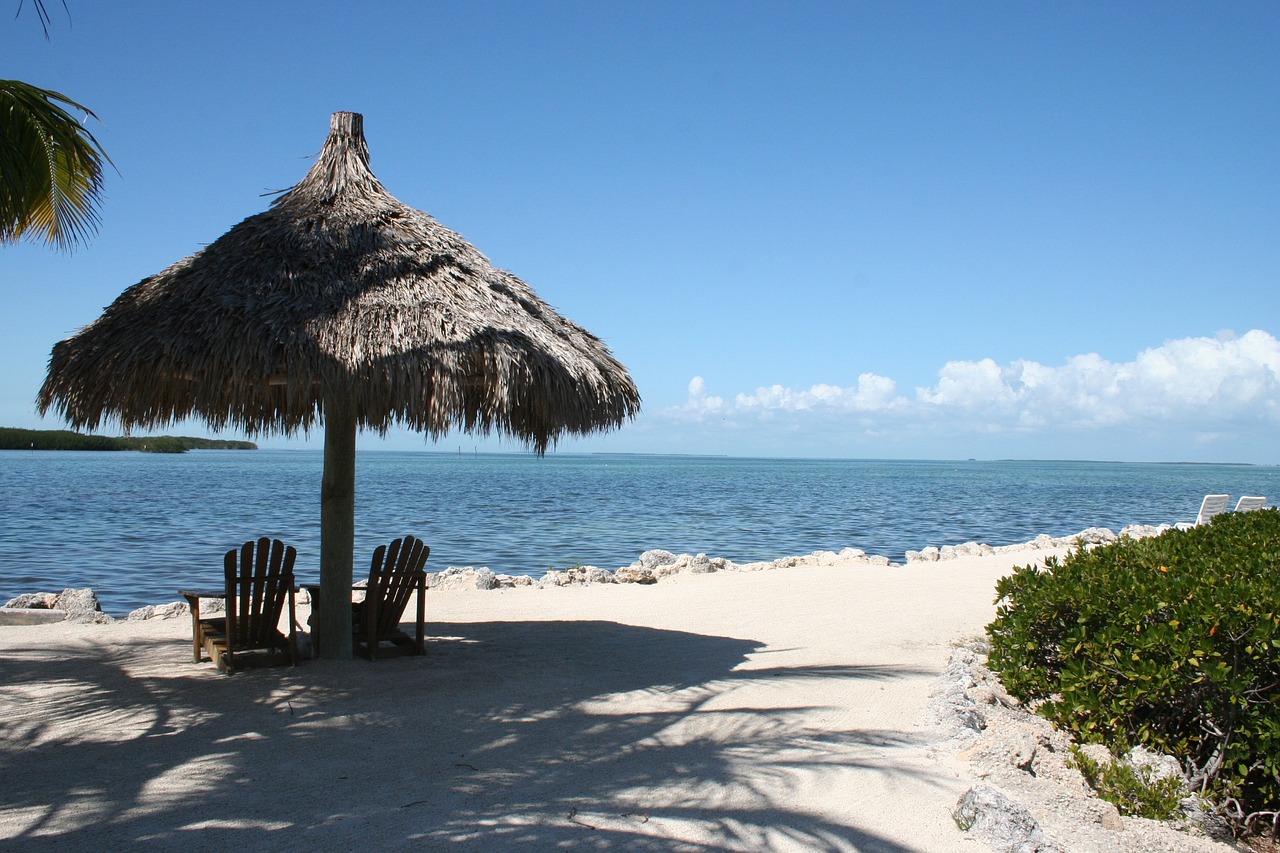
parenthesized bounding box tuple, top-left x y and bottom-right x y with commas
(4, 2, 1277, 463)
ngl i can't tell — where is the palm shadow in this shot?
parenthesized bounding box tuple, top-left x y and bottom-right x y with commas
(1, 619, 946, 852)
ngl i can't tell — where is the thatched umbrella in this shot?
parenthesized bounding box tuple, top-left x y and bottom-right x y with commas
(37, 112, 640, 659)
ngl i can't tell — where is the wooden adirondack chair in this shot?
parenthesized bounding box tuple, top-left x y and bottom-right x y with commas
(354, 535, 429, 660)
(181, 538, 298, 674)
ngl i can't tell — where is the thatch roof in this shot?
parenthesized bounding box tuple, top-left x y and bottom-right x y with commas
(37, 112, 639, 452)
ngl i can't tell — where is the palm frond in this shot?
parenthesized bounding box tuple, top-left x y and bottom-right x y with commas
(0, 79, 111, 251)
(15, 0, 70, 40)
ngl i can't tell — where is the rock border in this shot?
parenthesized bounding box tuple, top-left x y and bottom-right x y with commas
(931, 642, 1239, 852)
(2, 523, 1189, 617)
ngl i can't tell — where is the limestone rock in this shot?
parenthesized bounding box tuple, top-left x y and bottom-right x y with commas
(1124, 746, 1187, 789)
(125, 601, 190, 621)
(1178, 795, 1235, 842)
(55, 588, 114, 624)
(199, 596, 226, 614)
(1075, 743, 1114, 767)
(537, 567, 609, 587)
(687, 554, 718, 574)
(1065, 527, 1118, 546)
(931, 647, 987, 738)
(953, 785, 1064, 853)
(1082, 798, 1125, 832)
(989, 679, 1020, 709)
(636, 549, 678, 569)
(937, 542, 990, 560)
(1013, 734, 1039, 774)
(538, 570, 568, 588)
(614, 566, 657, 584)
(430, 567, 498, 591)
(1119, 523, 1172, 540)
(565, 566, 615, 585)
(993, 542, 1032, 554)
(4, 592, 58, 609)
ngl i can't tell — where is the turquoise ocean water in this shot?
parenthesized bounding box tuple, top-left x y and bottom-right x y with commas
(1, 450, 1277, 615)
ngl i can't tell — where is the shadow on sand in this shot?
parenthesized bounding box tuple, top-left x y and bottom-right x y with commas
(1, 620, 942, 851)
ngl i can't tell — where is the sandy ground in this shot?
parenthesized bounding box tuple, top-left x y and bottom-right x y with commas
(0, 550, 1238, 852)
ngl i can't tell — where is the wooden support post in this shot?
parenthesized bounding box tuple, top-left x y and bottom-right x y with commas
(317, 395, 357, 660)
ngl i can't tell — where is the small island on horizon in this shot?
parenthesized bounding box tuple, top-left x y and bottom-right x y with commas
(0, 427, 256, 454)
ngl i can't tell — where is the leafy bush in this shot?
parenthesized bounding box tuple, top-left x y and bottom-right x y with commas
(987, 509, 1280, 821)
(1067, 746, 1186, 819)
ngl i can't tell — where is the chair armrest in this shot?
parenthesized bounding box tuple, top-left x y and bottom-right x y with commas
(180, 589, 230, 622)
(299, 584, 364, 597)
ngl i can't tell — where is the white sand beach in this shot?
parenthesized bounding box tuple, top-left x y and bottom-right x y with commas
(0, 549, 1240, 852)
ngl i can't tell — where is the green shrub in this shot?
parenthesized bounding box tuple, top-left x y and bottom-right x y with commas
(1067, 746, 1186, 820)
(987, 509, 1280, 818)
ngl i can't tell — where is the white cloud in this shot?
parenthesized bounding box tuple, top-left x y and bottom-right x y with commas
(686, 376, 725, 411)
(669, 330, 1280, 436)
(917, 358, 1016, 410)
(686, 373, 905, 415)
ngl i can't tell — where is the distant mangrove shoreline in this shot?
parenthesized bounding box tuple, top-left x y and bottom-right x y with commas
(0, 427, 256, 454)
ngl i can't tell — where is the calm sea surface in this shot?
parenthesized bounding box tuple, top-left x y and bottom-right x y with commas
(1, 450, 1277, 615)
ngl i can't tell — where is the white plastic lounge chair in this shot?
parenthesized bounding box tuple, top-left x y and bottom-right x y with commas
(1234, 496, 1267, 513)
(1196, 494, 1230, 525)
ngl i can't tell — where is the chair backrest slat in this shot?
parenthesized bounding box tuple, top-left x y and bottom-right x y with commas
(362, 535, 429, 640)
(225, 537, 296, 647)
(1196, 494, 1230, 525)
